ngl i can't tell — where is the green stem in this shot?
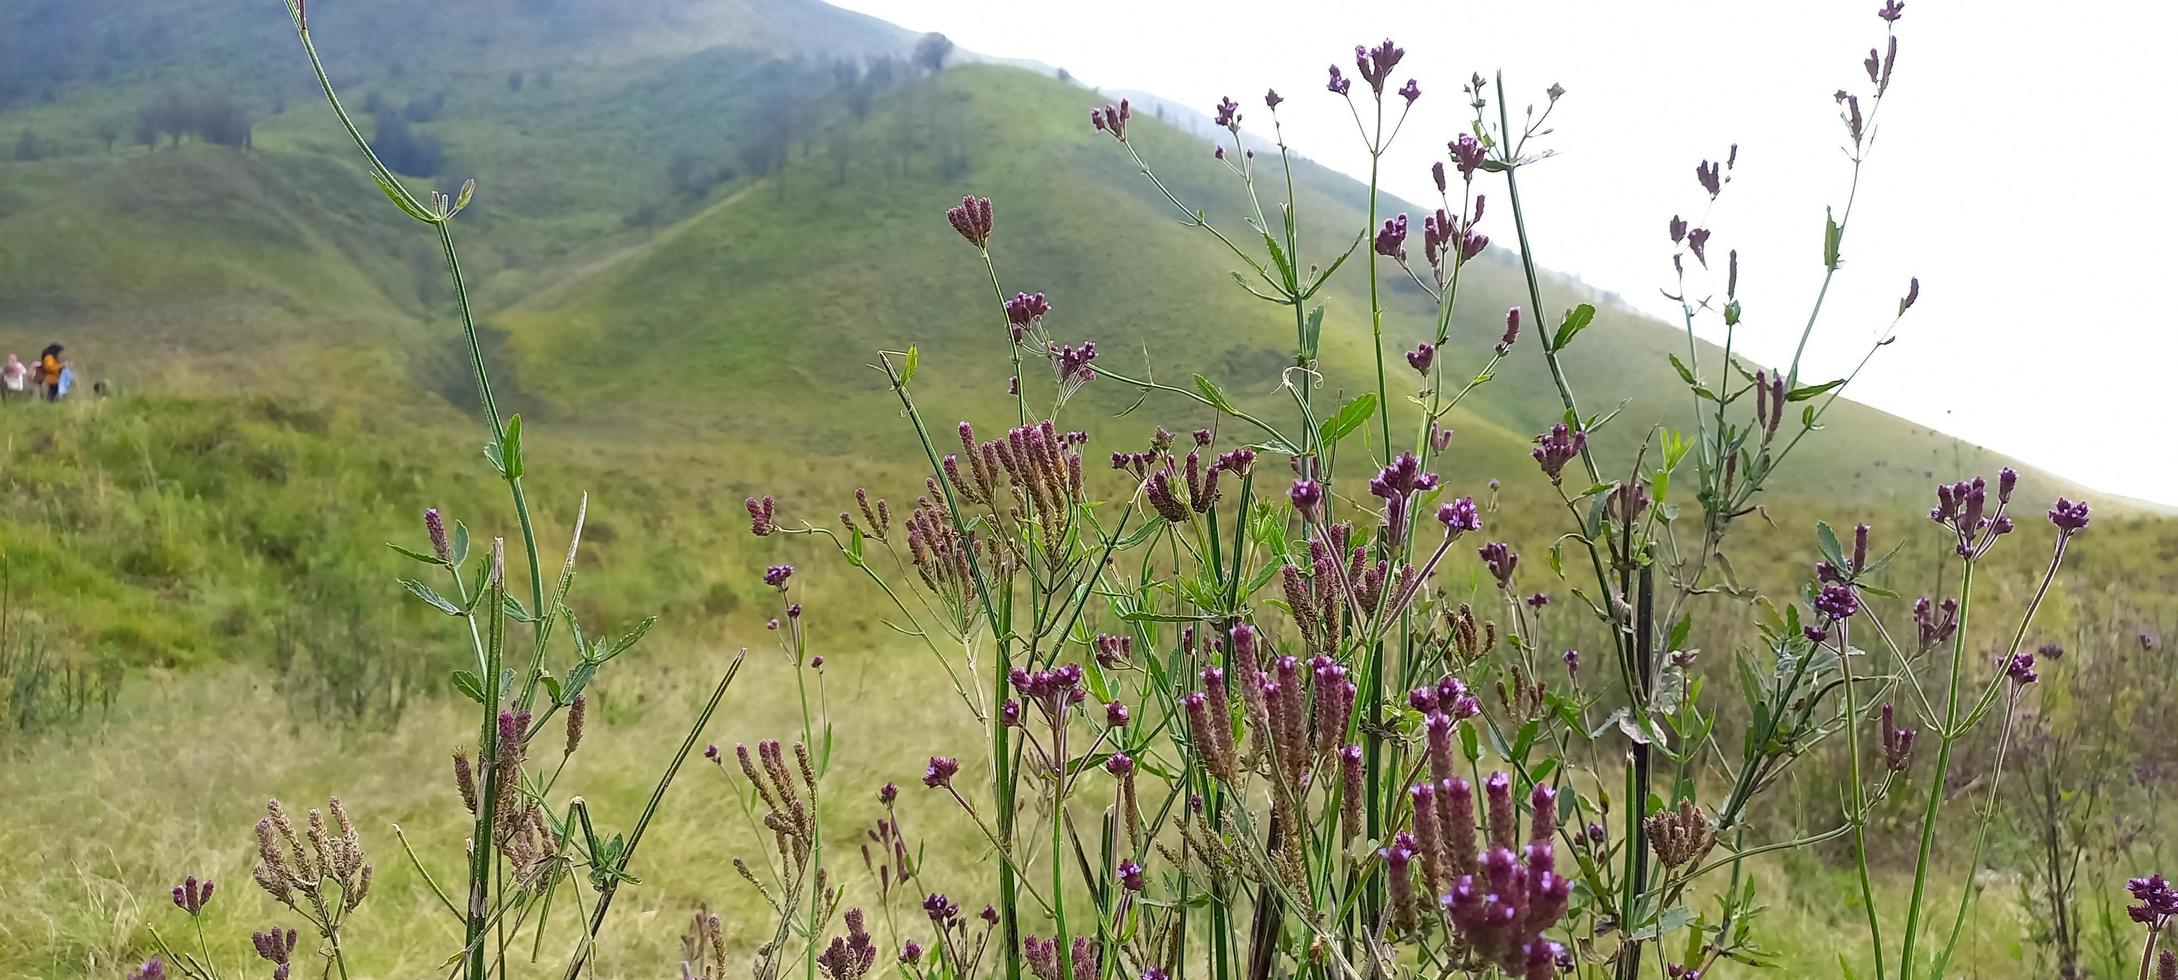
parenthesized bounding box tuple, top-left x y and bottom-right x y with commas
(1899, 561, 1975, 980)
(1839, 616, 1888, 980)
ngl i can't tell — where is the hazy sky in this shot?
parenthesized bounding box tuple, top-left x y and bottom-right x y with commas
(831, 0, 2178, 507)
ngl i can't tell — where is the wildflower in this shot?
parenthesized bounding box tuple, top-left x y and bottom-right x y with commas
(1005, 291, 1051, 330)
(923, 892, 960, 925)
(1405, 341, 1434, 375)
(1117, 858, 1146, 891)
(1687, 227, 1711, 266)
(1525, 592, 1550, 608)
(765, 564, 794, 591)
(817, 908, 879, 980)
(1531, 424, 1585, 482)
(1669, 215, 1688, 245)
(1090, 99, 1131, 140)
(1398, 78, 1421, 105)
(1438, 497, 1482, 533)
(1105, 700, 1130, 728)
(1878, 0, 1905, 22)
(1900, 276, 1920, 313)
(1142, 970, 1170, 980)
(746, 495, 777, 536)
(922, 756, 959, 789)
(1931, 474, 2015, 558)
(945, 195, 994, 248)
(1460, 225, 1490, 261)
(1374, 213, 1408, 259)
(2127, 873, 2178, 927)
(563, 692, 587, 756)
(1645, 800, 1716, 869)
(129, 958, 166, 980)
(1105, 752, 1134, 776)
(170, 875, 214, 916)
(425, 507, 450, 561)
(1842, 93, 1864, 143)
(1496, 307, 1520, 355)
(2049, 497, 2091, 535)
(1696, 160, 1722, 198)
(1563, 648, 1580, 679)
(878, 781, 898, 805)
(1369, 452, 1439, 544)
(2005, 651, 2038, 686)
(1326, 65, 1351, 96)
(1439, 772, 1572, 972)
(251, 927, 298, 978)
(1814, 582, 1860, 622)
(1432, 161, 1447, 192)
(1451, 133, 1488, 179)
(1092, 632, 1130, 668)
(1264, 88, 1283, 109)
(1212, 96, 1242, 133)
(1354, 39, 1405, 94)
(1881, 703, 1916, 773)
(900, 941, 924, 966)
(1479, 542, 1518, 590)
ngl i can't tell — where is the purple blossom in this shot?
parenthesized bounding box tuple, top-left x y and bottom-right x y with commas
(1669, 215, 1687, 245)
(1405, 341, 1434, 375)
(1696, 160, 1722, 199)
(1900, 276, 1921, 313)
(1878, 0, 1905, 22)
(900, 941, 924, 965)
(746, 495, 777, 536)
(1398, 78, 1421, 105)
(1496, 307, 1520, 355)
(1687, 227, 1711, 266)
(1105, 752, 1134, 776)
(1326, 65, 1352, 96)
(2128, 873, 2178, 927)
(1117, 859, 1146, 892)
(170, 876, 214, 916)
(1264, 89, 1283, 109)
(1374, 213, 1408, 259)
(923, 756, 960, 789)
(1478, 542, 1518, 590)
(1814, 582, 1860, 622)
(1437, 497, 1482, 533)
(1005, 291, 1052, 330)
(1354, 39, 1406, 94)
(2005, 650, 2038, 686)
(1105, 700, 1130, 728)
(1212, 96, 1242, 133)
(2048, 497, 2091, 535)
(1431, 161, 1446, 193)
(1526, 592, 1550, 608)
(1530, 424, 1585, 482)
(1881, 702, 1916, 772)
(945, 195, 993, 248)
(425, 508, 450, 561)
(1090, 100, 1131, 140)
(765, 564, 794, 591)
(1451, 133, 1486, 177)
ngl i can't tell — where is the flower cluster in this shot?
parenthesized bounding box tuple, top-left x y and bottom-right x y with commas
(1530, 424, 1585, 483)
(1880, 702, 1916, 773)
(946, 195, 994, 249)
(1929, 469, 2016, 559)
(1089, 99, 1130, 141)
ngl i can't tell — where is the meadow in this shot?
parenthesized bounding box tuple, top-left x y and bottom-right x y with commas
(5, 2, 2178, 979)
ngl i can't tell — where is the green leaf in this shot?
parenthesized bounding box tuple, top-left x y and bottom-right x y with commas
(450, 669, 486, 704)
(1550, 303, 1598, 351)
(1458, 721, 1481, 763)
(1814, 521, 1845, 569)
(1630, 904, 1697, 941)
(1668, 353, 1698, 387)
(901, 346, 920, 386)
(1317, 394, 1378, 448)
(402, 579, 462, 616)
(503, 594, 531, 622)
(846, 524, 867, 567)
(452, 521, 471, 565)
(1300, 305, 1325, 359)
(500, 415, 526, 480)
(1261, 232, 1296, 286)
(1823, 208, 1843, 270)
(603, 616, 657, 661)
(1786, 378, 1844, 402)
(1193, 374, 1240, 415)
(388, 542, 442, 565)
(540, 674, 563, 706)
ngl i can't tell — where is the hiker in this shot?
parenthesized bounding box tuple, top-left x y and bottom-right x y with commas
(0, 354, 23, 401)
(37, 344, 62, 401)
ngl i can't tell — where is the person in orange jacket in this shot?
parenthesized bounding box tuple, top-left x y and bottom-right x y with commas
(37, 344, 63, 401)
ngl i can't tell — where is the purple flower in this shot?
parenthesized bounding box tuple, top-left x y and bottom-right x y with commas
(170, 875, 214, 916)
(1105, 700, 1130, 728)
(2128, 873, 2178, 926)
(424, 508, 450, 562)
(1451, 133, 1487, 178)
(1669, 215, 1687, 245)
(1878, 0, 1905, 22)
(1212, 96, 1242, 133)
(2048, 497, 2091, 535)
(1437, 497, 1482, 533)
(1495, 308, 1520, 355)
(765, 564, 794, 591)
(1005, 291, 1052, 329)
(1900, 276, 1921, 314)
(1105, 752, 1134, 776)
(900, 941, 924, 965)
(1563, 648, 1580, 678)
(1478, 542, 1518, 590)
(1696, 160, 1722, 199)
(1398, 78, 1421, 105)
(1686, 227, 1712, 267)
(879, 781, 898, 805)
(746, 495, 776, 536)
(1431, 161, 1447, 192)
(1354, 39, 1405, 94)
(2005, 651, 2038, 686)
(1526, 592, 1550, 608)
(1326, 65, 1352, 96)
(1117, 858, 1146, 891)
(1289, 479, 1324, 520)
(1814, 582, 1860, 622)
(1881, 703, 1916, 772)
(1090, 100, 1131, 140)
(1932, 474, 2017, 558)
(1265, 89, 1283, 109)
(1531, 424, 1585, 482)
(945, 195, 994, 248)
(1374, 213, 1408, 259)
(1405, 341, 1434, 375)
(129, 958, 167, 980)
(922, 756, 960, 789)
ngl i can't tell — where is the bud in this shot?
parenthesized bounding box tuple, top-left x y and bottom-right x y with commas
(425, 508, 450, 562)
(563, 693, 587, 756)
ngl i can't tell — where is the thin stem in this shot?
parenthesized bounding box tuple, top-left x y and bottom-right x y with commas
(1899, 560, 1975, 980)
(1839, 616, 1888, 980)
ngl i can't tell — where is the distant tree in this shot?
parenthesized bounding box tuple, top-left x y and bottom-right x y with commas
(370, 112, 442, 176)
(132, 113, 158, 152)
(507, 71, 524, 93)
(1057, 67, 1073, 83)
(13, 129, 42, 162)
(95, 120, 119, 152)
(913, 33, 954, 74)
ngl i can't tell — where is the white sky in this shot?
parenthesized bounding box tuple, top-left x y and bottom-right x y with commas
(830, 0, 2178, 506)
